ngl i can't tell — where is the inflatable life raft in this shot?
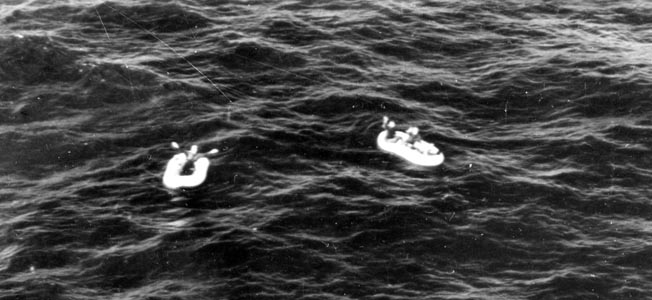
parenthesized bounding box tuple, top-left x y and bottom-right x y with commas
(163, 143, 217, 189)
(377, 130, 444, 167)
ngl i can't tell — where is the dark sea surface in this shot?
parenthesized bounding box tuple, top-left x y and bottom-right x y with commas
(1, 0, 652, 299)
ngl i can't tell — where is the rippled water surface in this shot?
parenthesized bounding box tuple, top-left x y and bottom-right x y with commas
(1, 0, 652, 299)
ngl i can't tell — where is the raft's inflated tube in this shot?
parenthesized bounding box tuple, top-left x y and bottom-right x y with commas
(163, 143, 218, 190)
(377, 130, 444, 166)
(163, 153, 210, 189)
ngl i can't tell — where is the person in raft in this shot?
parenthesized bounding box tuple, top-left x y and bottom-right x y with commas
(406, 126, 441, 155)
(405, 127, 422, 146)
(382, 116, 402, 142)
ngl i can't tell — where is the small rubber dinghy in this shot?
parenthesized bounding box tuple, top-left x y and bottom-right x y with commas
(377, 117, 444, 167)
(163, 142, 218, 190)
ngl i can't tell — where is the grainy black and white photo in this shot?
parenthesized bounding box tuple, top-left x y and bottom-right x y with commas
(1, 0, 651, 299)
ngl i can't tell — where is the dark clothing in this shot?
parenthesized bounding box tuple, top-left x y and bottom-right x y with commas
(386, 126, 397, 139)
(383, 120, 397, 139)
(406, 134, 422, 145)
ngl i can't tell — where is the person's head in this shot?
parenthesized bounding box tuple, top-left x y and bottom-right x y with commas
(388, 121, 395, 128)
(407, 127, 418, 135)
(186, 145, 198, 160)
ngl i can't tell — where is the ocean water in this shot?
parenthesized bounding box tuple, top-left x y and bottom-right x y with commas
(1, 0, 652, 299)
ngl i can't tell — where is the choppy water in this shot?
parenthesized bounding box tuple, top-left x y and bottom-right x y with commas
(1, 0, 652, 299)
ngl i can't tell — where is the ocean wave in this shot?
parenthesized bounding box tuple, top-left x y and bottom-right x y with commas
(2, 0, 652, 299)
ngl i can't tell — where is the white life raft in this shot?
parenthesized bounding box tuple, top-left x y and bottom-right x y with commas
(163, 143, 217, 190)
(377, 130, 444, 166)
(163, 153, 210, 189)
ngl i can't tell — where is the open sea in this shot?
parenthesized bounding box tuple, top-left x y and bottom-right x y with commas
(1, 0, 652, 299)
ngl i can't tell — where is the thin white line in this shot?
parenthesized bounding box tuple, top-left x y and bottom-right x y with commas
(101, 3, 233, 102)
(95, 7, 110, 40)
